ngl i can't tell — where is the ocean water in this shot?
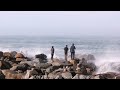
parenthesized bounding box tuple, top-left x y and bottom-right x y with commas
(0, 35, 120, 73)
(0, 36, 120, 58)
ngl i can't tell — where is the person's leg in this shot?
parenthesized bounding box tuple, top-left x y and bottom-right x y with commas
(51, 53, 53, 60)
(66, 53, 68, 61)
(73, 52, 75, 60)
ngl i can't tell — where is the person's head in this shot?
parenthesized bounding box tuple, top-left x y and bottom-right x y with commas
(66, 45, 68, 47)
(52, 46, 54, 48)
(72, 43, 74, 46)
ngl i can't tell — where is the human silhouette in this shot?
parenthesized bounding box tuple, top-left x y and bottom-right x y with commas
(64, 45, 69, 61)
(70, 43, 76, 60)
(51, 46, 54, 60)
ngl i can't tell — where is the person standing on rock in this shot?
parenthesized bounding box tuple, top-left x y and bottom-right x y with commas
(70, 43, 76, 60)
(51, 46, 55, 61)
(64, 45, 69, 61)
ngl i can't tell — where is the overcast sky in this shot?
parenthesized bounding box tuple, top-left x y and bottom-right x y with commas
(0, 11, 120, 37)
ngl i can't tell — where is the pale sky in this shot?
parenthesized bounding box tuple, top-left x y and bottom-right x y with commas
(0, 11, 120, 37)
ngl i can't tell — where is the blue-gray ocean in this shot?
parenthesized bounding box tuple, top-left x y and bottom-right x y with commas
(1, 35, 120, 73)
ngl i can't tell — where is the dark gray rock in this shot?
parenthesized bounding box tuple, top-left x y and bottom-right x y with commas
(35, 54, 47, 63)
(0, 61, 12, 69)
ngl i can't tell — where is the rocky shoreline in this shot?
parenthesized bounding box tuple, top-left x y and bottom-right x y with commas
(0, 51, 119, 79)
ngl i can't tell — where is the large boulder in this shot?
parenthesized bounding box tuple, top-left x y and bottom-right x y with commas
(16, 63, 30, 72)
(15, 53, 24, 58)
(0, 61, 12, 69)
(35, 54, 47, 63)
(3, 52, 12, 58)
(11, 51, 17, 58)
(0, 51, 3, 58)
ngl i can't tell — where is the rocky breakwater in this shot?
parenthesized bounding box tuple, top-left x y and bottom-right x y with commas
(0, 51, 119, 79)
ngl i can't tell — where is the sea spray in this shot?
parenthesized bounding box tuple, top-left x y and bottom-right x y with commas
(95, 56, 120, 74)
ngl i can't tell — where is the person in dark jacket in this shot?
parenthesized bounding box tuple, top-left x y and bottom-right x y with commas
(64, 45, 69, 61)
(70, 43, 76, 60)
(51, 46, 55, 60)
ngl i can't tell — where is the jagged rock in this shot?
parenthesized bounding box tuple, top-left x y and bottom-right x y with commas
(15, 53, 24, 58)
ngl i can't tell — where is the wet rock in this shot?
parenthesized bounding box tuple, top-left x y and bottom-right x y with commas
(0, 61, 12, 69)
(15, 53, 24, 58)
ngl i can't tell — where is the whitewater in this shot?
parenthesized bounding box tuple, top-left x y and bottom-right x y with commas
(0, 35, 120, 74)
